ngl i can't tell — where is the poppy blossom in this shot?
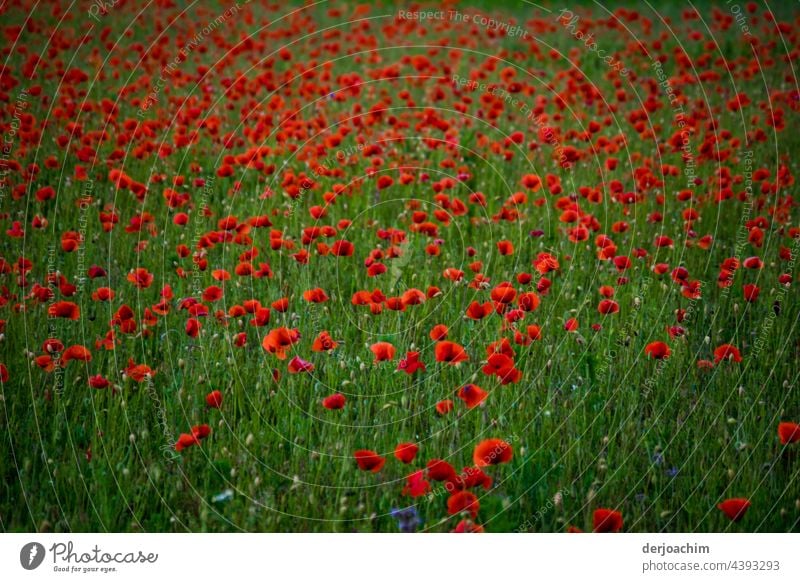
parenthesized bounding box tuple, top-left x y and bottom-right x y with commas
(322, 393, 346, 410)
(598, 299, 619, 315)
(88, 375, 110, 389)
(174, 424, 210, 452)
(490, 282, 516, 303)
(303, 288, 329, 303)
(402, 470, 431, 498)
(175, 433, 199, 452)
(202, 285, 224, 302)
(43, 339, 64, 353)
(48, 301, 80, 320)
(447, 491, 479, 518)
(91, 287, 115, 302)
(742, 284, 760, 302)
(60, 344, 92, 365)
(459, 466, 493, 490)
(717, 498, 750, 522)
(429, 324, 448, 340)
(714, 344, 742, 363)
(482, 353, 522, 384)
(473, 438, 513, 467)
(778, 422, 800, 445)
(394, 442, 419, 464)
(465, 301, 493, 320)
(370, 342, 396, 362)
(127, 268, 154, 288)
(645, 341, 671, 360)
(435, 399, 454, 415)
(434, 341, 468, 364)
(288, 356, 315, 373)
(2, 3, 796, 534)
(354, 450, 385, 472)
(593, 509, 623, 532)
(517, 292, 540, 312)
(397, 351, 425, 374)
(312, 331, 339, 352)
(427, 459, 458, 482)
(124, 358, 155, 382)
(262, 327, 301, 359)
(457, 384, 488, 408)
(742, 257, 763, 269)
(205, 390, 223, 408)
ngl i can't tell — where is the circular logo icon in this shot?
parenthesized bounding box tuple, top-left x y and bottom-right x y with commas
(20, 542, 46, 570)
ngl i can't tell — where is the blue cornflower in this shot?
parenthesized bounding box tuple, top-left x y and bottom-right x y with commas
(390, 506, 421, 533)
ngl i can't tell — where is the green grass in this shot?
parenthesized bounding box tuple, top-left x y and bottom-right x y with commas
(1, 0, 799, 532)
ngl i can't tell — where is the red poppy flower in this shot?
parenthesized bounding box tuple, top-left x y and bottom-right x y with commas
(262, 327, 301, 359)
(397, 351, 425, 374)
(447, 491, 479, 518)
(60, 344, 92, 365)
(434, 341, 468, 364)
(185, 318, 200, 338)
(331, 240, 354, 257)
(402, 470, 431, 497)
(742, 284, 760, 302)
(43, 339, 64, 353)
(288, 356, 315, 373)
(205, 390, 223, 408)
(714, 344, 742, 363)
(124, 358, 155, 382)
(778, 422, 800, 445)
(91, 287, 115, 302)
(593, 509, 623, 532)
(303, 288, 329, 303)
(127, 268, 154, 288)
(175, 433, 199, 452)
(370, 341, 396, 362)
(598, 299, 619, 315)
(717, 498, 750, 522)
(457, 384, 488, 408)
(429, 324, 449, 340)
(312, 331, 339, 352)
(465, 301, 493, 320)
(645, 341, 671, 360)
(48, 301, 80, 320)
(458, 466, 493, 490)
(322, 393, 346, 410)
(517, 292, 540, 312)
(427, 459, 458, 482)
(742, 256, 763, 269)
(490, 282, 516, 303)
(394, 442, 419, 464)
(249, 307, 271, 327)
(202, 285, 224, 302)
(473, 438, 513, 467)
(435, 399, 454, 415)
(354, 450, 385, 472)
(88, 375, 110, 389)
(497, 240, 514, 255)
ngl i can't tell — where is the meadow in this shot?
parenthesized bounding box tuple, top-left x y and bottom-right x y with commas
(1, 0, 799, 532)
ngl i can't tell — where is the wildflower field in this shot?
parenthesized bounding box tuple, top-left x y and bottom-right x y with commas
(1, 0, 799, 533)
